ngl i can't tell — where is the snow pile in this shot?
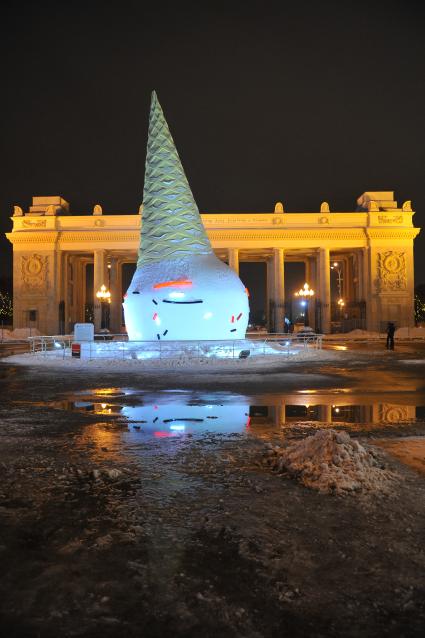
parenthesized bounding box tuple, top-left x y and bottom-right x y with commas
(0, 328, 40, 341)
(264, 430, 397, 494)
(6, 347, 337, 371)
(11, 328, 41, 339)
(324, 330, 380, 340)
(395, 326, 425, 339)
(0, 329, 14, 341)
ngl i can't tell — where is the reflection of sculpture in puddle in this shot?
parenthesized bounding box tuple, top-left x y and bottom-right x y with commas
(121, 401, 250, 437)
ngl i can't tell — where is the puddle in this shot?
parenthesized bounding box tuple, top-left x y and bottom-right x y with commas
(373, 437, 425, 475)
(39, 388, 425, 439)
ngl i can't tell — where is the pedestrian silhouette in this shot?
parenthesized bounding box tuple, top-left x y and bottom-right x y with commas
(386, 322, 396, 350)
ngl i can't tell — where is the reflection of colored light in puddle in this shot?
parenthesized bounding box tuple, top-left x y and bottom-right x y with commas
(97, 403, 112, 414)
(122, 400, 249, 436)
(93, 388, 123, 396)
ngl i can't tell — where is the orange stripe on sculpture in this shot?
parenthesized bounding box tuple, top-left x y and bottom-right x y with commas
(153, 279, 193, 289)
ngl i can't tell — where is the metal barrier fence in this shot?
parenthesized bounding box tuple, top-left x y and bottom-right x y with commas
(27, 333, 323, 360)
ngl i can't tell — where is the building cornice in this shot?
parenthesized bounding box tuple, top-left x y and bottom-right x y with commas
(366, 228, 420, 240)
(207, 230, 367, 241)
(6, 226, 420, 247)
(6, 231, 59, 244)
(59, 231, 140, 243)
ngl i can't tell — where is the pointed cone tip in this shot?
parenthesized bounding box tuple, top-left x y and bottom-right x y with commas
(138, 90, 212, 266)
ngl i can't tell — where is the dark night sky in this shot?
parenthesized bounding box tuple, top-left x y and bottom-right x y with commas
(1, 0, 424, 288)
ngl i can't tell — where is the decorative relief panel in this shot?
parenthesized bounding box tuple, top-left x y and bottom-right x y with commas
(378, 215, 403, 224)
(379, 404, 410, 423)
(377, 251, 407, 291)
(22, 218, 47, 228)
(21, 254, 48, 291)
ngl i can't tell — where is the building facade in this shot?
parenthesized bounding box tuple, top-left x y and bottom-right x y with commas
(6, 192, 420, 335)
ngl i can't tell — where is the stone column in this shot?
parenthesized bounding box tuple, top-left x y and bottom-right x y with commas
(266, 259, 274, 332)
(93, 250, 107, 332)
(273, 248, 285, 333)
(362, 247, 372, 330)
(342, 258, 348, 300)
(354, 251, 363, 301)
(318, 404, 332, 423)
(227, 248, 239, 275)
(318, 248, 331, 333)
(109, 258, 122, 334)
(275, 404, 286, 426)
(304, 258, 311, 285)
(344, 256, 355, 301)
(75, 257, 86, 323)
(59, 252, 68, 334)
(308, 256, 316, 331)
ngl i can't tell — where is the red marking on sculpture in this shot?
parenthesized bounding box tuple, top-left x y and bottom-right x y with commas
(153, 312, 158, 320)
(153, 280, 192, 289)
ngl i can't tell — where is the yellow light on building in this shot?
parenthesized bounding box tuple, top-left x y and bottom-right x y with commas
(294, 283, 315, 297)
(96, 284, 111, 304)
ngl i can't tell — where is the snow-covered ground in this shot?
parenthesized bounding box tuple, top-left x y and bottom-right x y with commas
(0, 327, 41, 340)
(6, 344, 339, 372)
(2, 327, 424, 344)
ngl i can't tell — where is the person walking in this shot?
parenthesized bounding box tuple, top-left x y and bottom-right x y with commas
(386, 321, 396, 350)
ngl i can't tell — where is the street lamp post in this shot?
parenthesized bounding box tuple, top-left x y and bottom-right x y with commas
(331, 261, 346, 325)
(331, 261, 343, 299)
(294, 283, 315, 327)
(96, 284, 111, 330)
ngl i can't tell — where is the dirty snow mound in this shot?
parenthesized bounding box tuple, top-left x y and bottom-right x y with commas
(395, 326, 425, 338)
(324, 329, 380, 340)
(11, 328, 41, 339)
(265, 430, 397, 494)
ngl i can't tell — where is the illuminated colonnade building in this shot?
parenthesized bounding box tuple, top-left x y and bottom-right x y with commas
(6, 191, 420, 334)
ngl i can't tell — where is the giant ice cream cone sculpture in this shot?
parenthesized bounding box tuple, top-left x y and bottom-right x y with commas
(124, 92, 249, 341)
